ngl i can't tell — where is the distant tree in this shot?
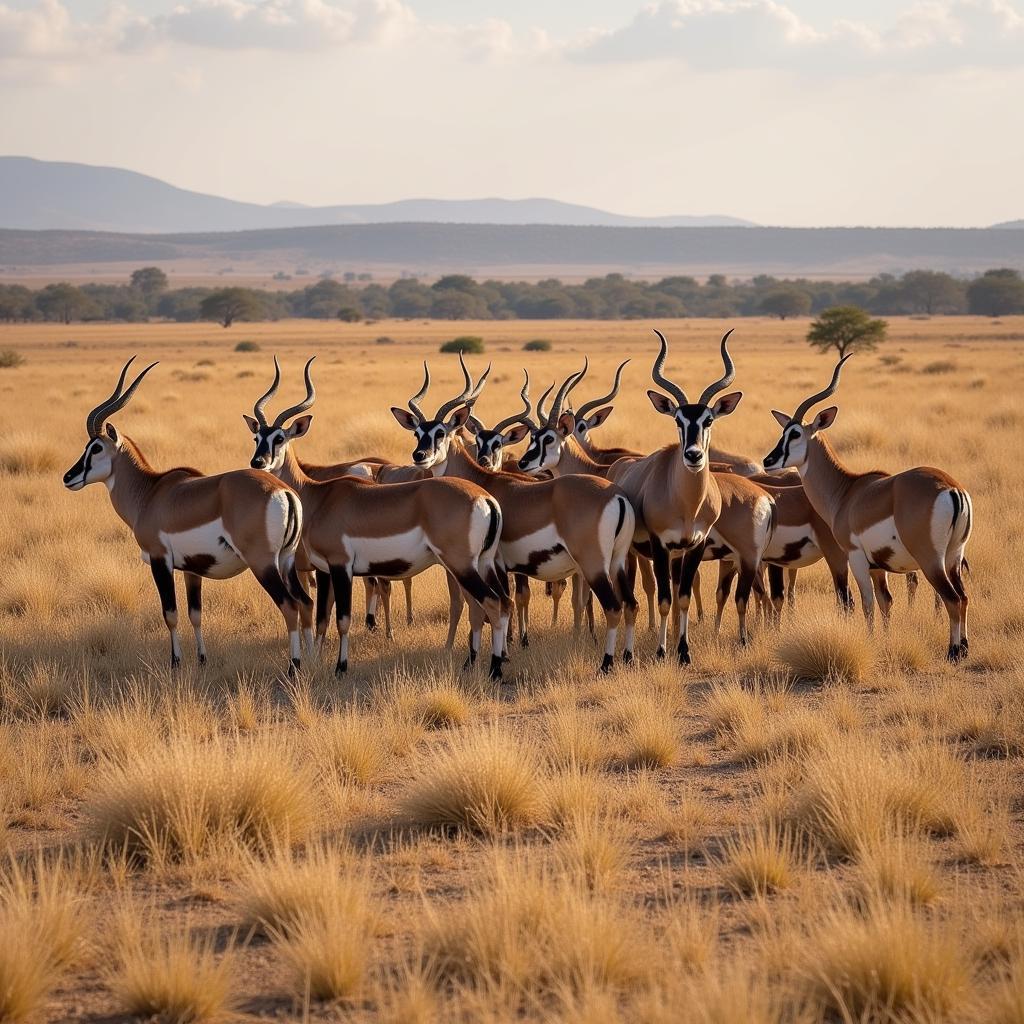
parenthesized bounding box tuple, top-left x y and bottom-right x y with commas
(389, 279, 432, 318)
(523, 339, 552, 351)
(440, 336, 485, 354)
(760, 288, 812, 320)
(337, 307, 361, 322)
(35, 283, 97, 324)
(807, 306, 887, 358)
(966, 269, 1024, 316)
(432, 274, 478, 294)
(199, 287, 264, 327)
(899, 270, 965, 315)
(431, 290, 485, 319)
(0, 284, 36, 322)
(130, 266, 169, 298)
(156, 288, 211, 322)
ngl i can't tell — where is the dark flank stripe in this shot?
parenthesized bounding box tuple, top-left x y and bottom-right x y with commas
(483, 500, 501, 552)
(614, 496, 627, 537)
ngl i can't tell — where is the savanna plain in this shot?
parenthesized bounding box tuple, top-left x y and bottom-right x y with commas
(0, 315, 1022, 1023)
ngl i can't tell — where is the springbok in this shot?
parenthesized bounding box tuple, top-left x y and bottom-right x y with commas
(762, 356, 972, 661)
(243, 358, 509, 679)
(390, 362, 638, 672)
(601, 330, 774, 664)
(63, 358, 312, 673)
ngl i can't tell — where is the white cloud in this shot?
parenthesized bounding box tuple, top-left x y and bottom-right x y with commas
(569, 0, 1024, 72)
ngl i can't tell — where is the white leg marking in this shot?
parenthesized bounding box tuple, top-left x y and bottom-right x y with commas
(604, 624, 619, 658)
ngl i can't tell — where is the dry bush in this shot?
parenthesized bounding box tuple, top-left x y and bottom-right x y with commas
(985, 952, 1024, 1024)
(420, 851, 652, 1002)
(398, 723, 544, 834)
(0, 854, 86, 1022)
(0, 431, 62, 474)
(853, 831, 942, 906)
(553, 813, 632, 892)
(81, 732, 316, 864)
(798, 900, 973, 1020)
(541, 766, 612, 830)
(543, 705, 611, 770)
(275, 909, 376, 1001)
(615, 706, 681, 771)
(106, 907, 236, 1022)
(775, 614, 875, 684)
(922, 359, 958, 374)
(306, 711, 392, 785)
(238, 842, 370, 937)
(0, 720, 86, 827)
(789, 739, 962, 858)
(731, 707, 831, 765)
(0, 659, 79, 718)
(716, 821, 800, 898)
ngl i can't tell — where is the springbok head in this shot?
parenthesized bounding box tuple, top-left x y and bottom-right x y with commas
(243, 356, 317, 472)
(563, 359, 629, 447)
(762, 355, 850, 472)
(63, 356, 158, 490)
(516, 362, 588, 474)
(462, 370, 537, 470)
(390, 353, 490, 468)
(646, 329, 742, 473)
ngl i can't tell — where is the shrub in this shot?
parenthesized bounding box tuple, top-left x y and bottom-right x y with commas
(233, 340, 260, 352)
(440, 336, 485, 354)
(375, 335, 396, 345)
(523, 339, 552, 351)
(0, 349, 25, 368)
(775, 614, 874, 684)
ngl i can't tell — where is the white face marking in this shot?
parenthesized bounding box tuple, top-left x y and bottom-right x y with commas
(64, 438, 115, 489)
(158, 520, 247, 579)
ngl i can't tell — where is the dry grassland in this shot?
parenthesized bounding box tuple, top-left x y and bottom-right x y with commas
(0, 315, 1022, 1022)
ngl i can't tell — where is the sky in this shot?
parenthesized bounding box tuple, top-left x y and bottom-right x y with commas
(1, 0, 1022, 226)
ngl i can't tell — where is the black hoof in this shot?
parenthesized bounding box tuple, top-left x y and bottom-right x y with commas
(959, 637, 969, 656)
(170, 655, 181, 670)
(521, 634, 530, 648)
(677, 642, 691, 666)
(623, 649, 634, 666)
(600, 654, 614, 674)
(365, 614, 376, 632)
(335, 659, 348, 677)
(198, 653, 207, 666)
(488, 655, 504, 681)
(656, 647, 666, 660)
(946, 644, 963, 664)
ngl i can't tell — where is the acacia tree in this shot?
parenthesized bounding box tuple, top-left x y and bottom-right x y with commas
(199, 288, 264, 327)
(35, 283, 97, 324)
(966, 269, 1024, 316)
(130, 266, 169, 299)
(807, 306, 887, 358)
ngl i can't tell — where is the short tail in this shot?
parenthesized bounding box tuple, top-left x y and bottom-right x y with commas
(280, 490, 311, 607)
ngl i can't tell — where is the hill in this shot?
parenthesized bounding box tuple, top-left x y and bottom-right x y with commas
(0, 156, 753, 234)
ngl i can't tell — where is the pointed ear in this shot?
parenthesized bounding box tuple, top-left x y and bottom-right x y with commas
(105, 423, 120, 444)
(463, 417, 481, 436)
(585, 406, 614, 430)
(810, 406, 838, 432)
(711, 391, 743, 418)
(771, 409, 790, 429)
(556, 412, 576, 437)
(391, 407, 419, 431)
(647, 390, 677, 416)
(502, 423, 531, 446)
(446, 405, 471, 429)
(242, 414, 261, 433)
(286, 414, 313, 439)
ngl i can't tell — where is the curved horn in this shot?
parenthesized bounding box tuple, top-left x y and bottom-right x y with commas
(535, 381, 555, 424)
(697, 329, 737, 407)
(434, 351, 475, 421)
(272, 356, 317, 428)
(407, 362, 430, 424)
(576, 359, 630, 421)
(87, 357, 158, 437)
(467, 361, 492, 404)
(87, 356, 135, 436)
(492, 369, 537, 433)
(252, 355, 282, 428)
(650, 329, 689, 407)
(792, 353, 852, 424)
(545, 361, 588, 427)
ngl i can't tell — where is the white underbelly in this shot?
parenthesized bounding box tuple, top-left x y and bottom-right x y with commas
(158, 520, 247, 579)
(502, 524, 577, 581)
(311, 526, 436, 579)
(764, 523, 821, 567)
(853, 516, 918, 573)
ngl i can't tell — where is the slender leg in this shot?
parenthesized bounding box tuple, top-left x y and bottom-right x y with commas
(636, 555, 656, 631)
(444, 570, 465, 650)
(767, 564, 785, 625)
(364, 577, 379, 632)
(403, 577, 414, 625)
(329, 564, 353, 676)
(183, 572, 206, 665)
(150, 559, 181, 669)
(254, 563, 302, 675)
(949, 561, 969, 657)
(676, 542, 706, 665)
(734, 561, 758, 646)
(379, 578, 394, 640)
(651, 539, 673, 659)
(715, 562, 737, 634)
(314, 569, 333, 650)
(548, 578, 567, 625)
(586, 572, 622, 674)
(514, 573, 531, 647)
(906, 571, 919, 607)
(870, 569, 894, 629)
(849, 549, 876, 631)
(691, 565, 704, 623)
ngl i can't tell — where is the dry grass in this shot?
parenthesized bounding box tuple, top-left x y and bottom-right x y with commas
(81, 732, 316, 863)
(0, 317, 1021, 1021)
(398, 723, 545, 833)
(106, 908, 236, 1022)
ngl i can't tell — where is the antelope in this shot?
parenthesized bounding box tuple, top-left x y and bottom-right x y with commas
(243, 358, 509, 679)
(390, 363, 638, 672)
(63, 358, 312, 673)
(602, 330, 774, 663)
(762, 356, 972, 662)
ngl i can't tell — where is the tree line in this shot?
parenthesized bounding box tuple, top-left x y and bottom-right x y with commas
(2, 266, 1024, 325)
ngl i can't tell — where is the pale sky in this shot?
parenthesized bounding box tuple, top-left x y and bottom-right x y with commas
(2, 0, 1022, 226)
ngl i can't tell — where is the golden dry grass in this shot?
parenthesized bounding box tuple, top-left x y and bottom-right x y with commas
(0, 316, 1021, 1021)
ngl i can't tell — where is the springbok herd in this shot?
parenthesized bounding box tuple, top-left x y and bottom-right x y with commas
(62, 330, 973, 681)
